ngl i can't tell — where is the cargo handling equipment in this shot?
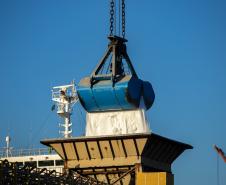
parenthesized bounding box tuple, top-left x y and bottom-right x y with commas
(41, 1, 193, 185)
(77, 35, 155, 112)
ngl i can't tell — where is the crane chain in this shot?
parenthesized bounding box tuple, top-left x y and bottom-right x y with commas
(122, 0, 125, 38)
(110, 0, 115, 36)
(109, 0, 126, 38)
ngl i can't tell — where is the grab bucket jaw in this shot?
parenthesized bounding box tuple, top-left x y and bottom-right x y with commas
(78, 75, 143, 112)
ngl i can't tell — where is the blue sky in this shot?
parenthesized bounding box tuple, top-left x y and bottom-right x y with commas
(0, 0, 226, 184)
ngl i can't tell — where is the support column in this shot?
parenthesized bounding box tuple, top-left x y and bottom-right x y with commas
(136, 171, 174, 185)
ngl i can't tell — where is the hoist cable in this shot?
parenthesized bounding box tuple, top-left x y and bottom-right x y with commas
(114, 0, 116, 35)
(110, 0, 115, 36)
(109, 0, 126, 38)
(119, 0, 121, 37)
(122, 0, 125, 38)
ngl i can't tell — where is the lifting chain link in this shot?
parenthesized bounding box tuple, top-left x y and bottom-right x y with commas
(122, 0, 126, 38)
(110, 0, 115, 36)
(109, 0, 126, 38)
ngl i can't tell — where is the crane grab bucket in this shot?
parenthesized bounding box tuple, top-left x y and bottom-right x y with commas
(77, 36, 155, 112)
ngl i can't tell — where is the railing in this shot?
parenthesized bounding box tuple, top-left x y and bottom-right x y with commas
(0, 148, 56, 158)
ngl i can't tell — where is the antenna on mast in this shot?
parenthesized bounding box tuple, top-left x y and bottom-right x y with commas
(52, 81, 79, 138)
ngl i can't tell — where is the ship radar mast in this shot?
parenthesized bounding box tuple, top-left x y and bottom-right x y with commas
(52, 81, 78, 138)
(5, 135, 12, 157)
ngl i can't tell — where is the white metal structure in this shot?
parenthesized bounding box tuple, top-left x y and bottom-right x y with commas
(52, 81, 78, 138)
(5, 136, 12, 158)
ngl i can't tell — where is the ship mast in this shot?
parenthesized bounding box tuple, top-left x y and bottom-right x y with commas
(52, 81, 78, 138)
(5, 136, 12, 157)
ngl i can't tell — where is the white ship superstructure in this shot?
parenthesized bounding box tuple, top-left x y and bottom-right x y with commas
(0, 148, 64, 173)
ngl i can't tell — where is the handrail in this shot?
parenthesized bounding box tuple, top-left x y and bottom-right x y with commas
(0, 148, 56, 158)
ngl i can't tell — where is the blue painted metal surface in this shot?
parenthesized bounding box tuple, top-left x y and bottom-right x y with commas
(77, 75, 155, 112)
(142, 81, 155, 110)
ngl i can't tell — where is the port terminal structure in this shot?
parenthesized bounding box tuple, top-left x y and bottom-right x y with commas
(41, 1, 193, 184)
(41, 133, 192, 185)
(42, 36, 193, 184)
(41, 25, 193, 185)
